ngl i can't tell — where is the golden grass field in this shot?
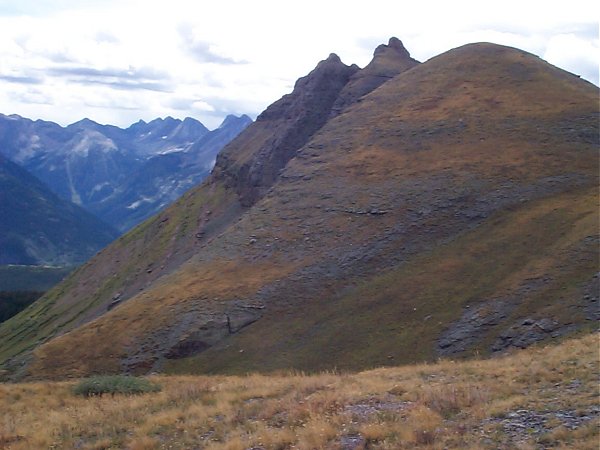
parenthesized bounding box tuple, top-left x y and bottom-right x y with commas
(1, 332, 598, 449)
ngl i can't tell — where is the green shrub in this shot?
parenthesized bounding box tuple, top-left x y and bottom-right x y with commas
(73, 375, 161, 397)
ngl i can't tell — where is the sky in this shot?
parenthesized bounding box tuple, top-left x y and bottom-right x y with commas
(0, 0, 597, 130)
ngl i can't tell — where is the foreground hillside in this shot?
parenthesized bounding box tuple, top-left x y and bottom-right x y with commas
(0, 40, 597, 379)
(1, 333, 597, 449)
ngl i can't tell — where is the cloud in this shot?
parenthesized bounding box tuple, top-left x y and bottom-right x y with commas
(46, 66, 173, 92)
(0, 74, 43, 84)
(9, 88, 53, 105)
(80, 79, 171, 92)
(0, 0, 119, 16)
(44, 50, 77, 63)
(0, 0, 597, 130)
(166, 97, 214, 112)
(47, 66, 169, 81)
(83, 101, 140, 111)
(178, 24, 247, 65)
(199, 95, 263, 118)
(95, 31, 119, 44)
(544, 34, 599, 85)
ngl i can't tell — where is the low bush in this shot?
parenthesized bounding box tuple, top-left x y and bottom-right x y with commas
(73, 375, 161, 397)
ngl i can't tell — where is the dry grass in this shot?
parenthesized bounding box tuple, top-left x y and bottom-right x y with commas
(27, 258, 299, 379)
(1, 332, 598, 449)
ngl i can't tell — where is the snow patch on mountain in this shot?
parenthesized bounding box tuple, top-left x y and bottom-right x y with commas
(71, 131, 117, 156)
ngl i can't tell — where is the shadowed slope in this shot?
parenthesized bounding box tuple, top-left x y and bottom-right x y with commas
(0, 154, 118, 265)
(2, 43, 598, 380)
(213, 53, 359, 206)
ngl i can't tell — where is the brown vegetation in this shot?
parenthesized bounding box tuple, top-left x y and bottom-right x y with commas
(1, 333, 598, 449)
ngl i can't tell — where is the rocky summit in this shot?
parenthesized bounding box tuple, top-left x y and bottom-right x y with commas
(0, 38, 597, 380)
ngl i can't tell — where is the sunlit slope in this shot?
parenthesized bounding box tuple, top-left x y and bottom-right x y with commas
(6, 43, 598, 379)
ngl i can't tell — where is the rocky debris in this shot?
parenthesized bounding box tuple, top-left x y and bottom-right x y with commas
(338, 434, 366, 450)
(582, 272, 600, 321)
(107, 292, 123, 311)
(343, 207, 389, 215)
(437, 277, 551, 356)
(164, 339, 211, 359)
(492, 318, 570, 351)
(334, 397, 412, 449)
(481, 407, 600, 446)
(163, 307, 262, 360)
(438, 300, 514, 354)
(121, 303, 264, 371)
(214, 52, 359, 207)
(344, 397, 412, 420)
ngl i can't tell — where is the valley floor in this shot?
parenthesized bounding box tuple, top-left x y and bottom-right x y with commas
(1, 333, 598, 449)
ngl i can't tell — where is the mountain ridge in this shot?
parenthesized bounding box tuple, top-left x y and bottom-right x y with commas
(0, 113, 251, 231)
(0, 40, 597, 380)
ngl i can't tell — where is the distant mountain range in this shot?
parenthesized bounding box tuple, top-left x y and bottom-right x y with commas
(0, 113, 251, 231)
(0, 153, 118, 265)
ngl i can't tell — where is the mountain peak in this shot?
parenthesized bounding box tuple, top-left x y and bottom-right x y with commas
(326, 53, 341, 63)
(328, 37, 419, 117)
(68, 117, 100, 128)
(0, 113, 24, 121)
(376, 37, 410, 57)
(215, 51, 359, 206)
(373, 36, 413, 60)
(312, 53, 346, 71)
(218, 114, 253, 129)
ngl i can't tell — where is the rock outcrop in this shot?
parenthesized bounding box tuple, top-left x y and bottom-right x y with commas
(330, 37, 420, 116)
(213, 53, 359, 206)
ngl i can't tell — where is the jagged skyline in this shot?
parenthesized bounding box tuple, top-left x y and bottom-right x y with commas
(0, 0, 597, 128)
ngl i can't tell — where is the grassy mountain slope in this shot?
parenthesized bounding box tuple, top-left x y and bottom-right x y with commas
(0, 38, 418, 378)
(1, 42, 597, 380)
(0, 265, 72, 292)
(0, 39, 417, 378)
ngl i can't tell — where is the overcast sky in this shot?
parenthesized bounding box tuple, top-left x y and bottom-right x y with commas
(0, 0, 597, 129)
